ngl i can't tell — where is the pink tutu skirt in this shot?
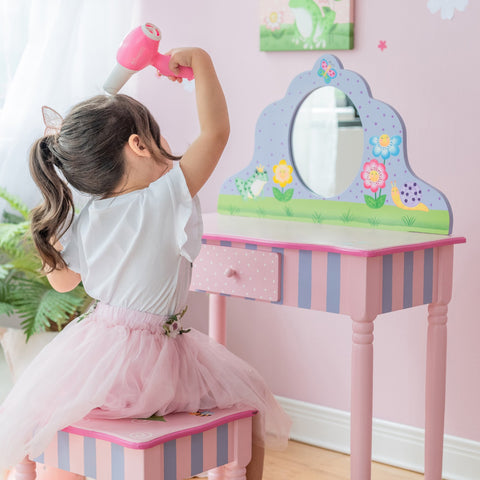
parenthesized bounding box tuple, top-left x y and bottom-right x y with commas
(0, 303, 291, 469)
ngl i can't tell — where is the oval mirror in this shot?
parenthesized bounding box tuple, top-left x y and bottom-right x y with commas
(291, 86, 363, 197)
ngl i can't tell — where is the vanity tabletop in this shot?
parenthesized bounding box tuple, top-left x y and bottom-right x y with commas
(202, 213, 466, 258)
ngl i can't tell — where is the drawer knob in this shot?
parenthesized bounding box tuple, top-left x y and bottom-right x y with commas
(224, 267, 236, 278)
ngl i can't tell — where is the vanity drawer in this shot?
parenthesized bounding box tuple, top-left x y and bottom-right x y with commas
(191, 244, 280, 301)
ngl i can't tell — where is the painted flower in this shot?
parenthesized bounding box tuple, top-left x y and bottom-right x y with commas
(369, 134, 402, 160)
(273, 159, 293, 188)
(427, 0, 468, 20)
(264, 10, 284, 31)
(361, 159, 388, 193)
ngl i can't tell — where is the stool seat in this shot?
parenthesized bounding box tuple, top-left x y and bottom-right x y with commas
(27, 407, 256, 480)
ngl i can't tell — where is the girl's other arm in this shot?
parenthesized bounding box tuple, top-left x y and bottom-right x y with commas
(47, 267, 81, 293)
(168, 48, 230, 197)
(46, 239, 82, 292)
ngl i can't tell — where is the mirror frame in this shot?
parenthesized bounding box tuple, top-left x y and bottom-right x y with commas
(218, 54, 453, 234)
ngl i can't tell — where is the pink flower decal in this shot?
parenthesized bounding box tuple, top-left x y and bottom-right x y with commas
(361, 159, 388, 193)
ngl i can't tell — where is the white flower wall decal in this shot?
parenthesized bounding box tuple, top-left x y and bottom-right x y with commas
(427, 0, 469, 20)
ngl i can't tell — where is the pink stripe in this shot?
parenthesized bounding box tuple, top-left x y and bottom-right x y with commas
(391, 253, 405, 311)
(310, 251, 328, 311)
(202, 427, 217, 471)
(124, 448, 144, 480)
(202, 233, 466, 257)
(68, 434, 84, 475)
(176, 436, 192, 479)
(145, 446, 164, 480)
(282, 249, 299, 306)
(205, 238, 222, 246)
(43, 432, 58, 466)
(64, 410, 256, 450)
(231, 241, 247, 249)
(338, 256, 365, 316)
(96, 439, 112, 479)
(432, 248, 439, 302)
(412, 250, 425, 306)
(233, 418, 254, 467)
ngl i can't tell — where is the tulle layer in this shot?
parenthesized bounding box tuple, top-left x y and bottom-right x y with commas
(0, 303, 291, 469)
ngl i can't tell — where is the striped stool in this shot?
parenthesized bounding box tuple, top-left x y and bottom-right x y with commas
(16, 407, 256, 480)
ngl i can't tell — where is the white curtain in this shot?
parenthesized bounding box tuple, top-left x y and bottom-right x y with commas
(292, 87, 338, 198)
(0, 0, 141, 208)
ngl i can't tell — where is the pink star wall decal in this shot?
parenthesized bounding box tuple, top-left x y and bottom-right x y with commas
(378, 40, 387, 52)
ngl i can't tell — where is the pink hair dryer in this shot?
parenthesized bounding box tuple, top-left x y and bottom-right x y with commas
(103, 23, 194, 95)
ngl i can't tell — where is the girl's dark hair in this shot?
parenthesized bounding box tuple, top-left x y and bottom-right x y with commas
(29, 94, 180, 271)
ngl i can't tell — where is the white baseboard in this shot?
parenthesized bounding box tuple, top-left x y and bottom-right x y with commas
(276, 396, 480, 480)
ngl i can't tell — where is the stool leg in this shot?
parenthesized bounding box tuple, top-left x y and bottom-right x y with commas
(15, 457, 36, 480)
(224, 462, 246, 480)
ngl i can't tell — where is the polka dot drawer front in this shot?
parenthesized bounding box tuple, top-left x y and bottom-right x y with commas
(192, 245, 281, 301)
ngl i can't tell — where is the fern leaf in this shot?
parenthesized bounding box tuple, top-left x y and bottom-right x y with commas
(13, 280, 86, 340)
(1, 211, 25, 224)
(0, 263, 13, 280)
(0, 222, 30, 258)
(0, 301, 15, 316)
(0, 187, 30, 220)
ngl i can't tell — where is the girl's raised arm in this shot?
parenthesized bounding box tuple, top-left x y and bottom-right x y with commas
(168, 48, 230, 197)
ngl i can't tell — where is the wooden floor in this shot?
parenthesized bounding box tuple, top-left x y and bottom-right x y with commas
(263, 441, 425, 480)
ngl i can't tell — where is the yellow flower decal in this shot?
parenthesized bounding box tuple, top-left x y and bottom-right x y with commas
(272, 159, 294, 203)
(273, 159, 293, 188)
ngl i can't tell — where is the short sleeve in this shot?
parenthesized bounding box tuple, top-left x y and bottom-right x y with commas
(162, 164, 203, 262)
(59, 217, 81, 273)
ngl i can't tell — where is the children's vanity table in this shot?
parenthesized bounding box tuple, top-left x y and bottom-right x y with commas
(190, 56, 466, 480)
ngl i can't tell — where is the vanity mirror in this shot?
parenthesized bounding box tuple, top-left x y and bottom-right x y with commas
(218, 55, 452, 234)
(291, 85, 362, 197)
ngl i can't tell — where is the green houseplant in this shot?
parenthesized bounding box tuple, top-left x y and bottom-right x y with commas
(0, 187, 90, 341)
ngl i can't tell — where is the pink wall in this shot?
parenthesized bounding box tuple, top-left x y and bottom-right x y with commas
(138, 0, 480, 443)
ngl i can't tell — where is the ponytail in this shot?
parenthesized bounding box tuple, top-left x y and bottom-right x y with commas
(29, 136, 74, 271)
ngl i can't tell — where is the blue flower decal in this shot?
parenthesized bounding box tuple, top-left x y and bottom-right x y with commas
(369, 134, 402, 160)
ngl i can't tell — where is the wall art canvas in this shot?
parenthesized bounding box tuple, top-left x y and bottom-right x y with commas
(260, 0, 354, 51)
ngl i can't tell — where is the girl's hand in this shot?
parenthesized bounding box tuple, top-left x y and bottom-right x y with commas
(166, 48, 197, 73)
(157, 70, 183, 83)
(157, 48, 201, 82)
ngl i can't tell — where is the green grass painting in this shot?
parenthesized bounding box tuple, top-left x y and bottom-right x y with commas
(218, 195, 450, 235)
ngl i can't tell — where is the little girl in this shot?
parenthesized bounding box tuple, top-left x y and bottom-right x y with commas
(0, 48, 290, 479)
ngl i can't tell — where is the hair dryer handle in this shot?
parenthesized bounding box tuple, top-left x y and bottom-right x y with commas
(152, 53, 194, 81)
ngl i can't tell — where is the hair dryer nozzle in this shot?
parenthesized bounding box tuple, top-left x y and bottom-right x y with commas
(103, 63, 136, 95)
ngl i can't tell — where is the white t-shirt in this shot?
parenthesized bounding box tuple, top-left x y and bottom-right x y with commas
(61, 164, 203, 315)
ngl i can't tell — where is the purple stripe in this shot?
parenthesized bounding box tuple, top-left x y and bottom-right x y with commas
(382, 255, 393, 313)
(111, 443, 124, 480)
(326, 252, 341, 313)
(84, 436, 96, 478)
(298, 250, 312, 309)
(217, 423, 229, 466)
(191, 432, 203, 476)
(220, 240, 232, 247)
(164, 440, 176, 478)
(423, 248, 433, 304)
(58, 431, 70, 471)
